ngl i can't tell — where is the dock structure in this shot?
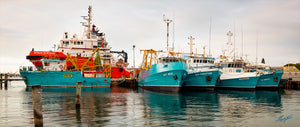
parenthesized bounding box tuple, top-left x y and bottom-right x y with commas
(118, 68, 139, 88)
(118, 78, 138, 89)
(281, 72, 300, 89)
(0, 73, 23, 88)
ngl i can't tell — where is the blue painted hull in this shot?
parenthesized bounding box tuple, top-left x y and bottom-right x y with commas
(257, 72, 283, 88)
(138, 62, 187, 92)
(216, 76, 259, 89)
(183, 70, 220, 89)
(20, 71, 111, 87)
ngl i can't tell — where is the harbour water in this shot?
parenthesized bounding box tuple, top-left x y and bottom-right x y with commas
(1, 82, 300, 126)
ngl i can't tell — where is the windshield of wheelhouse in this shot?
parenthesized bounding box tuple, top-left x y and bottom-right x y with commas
(159, 57, 181, 63)
(227, 62, 244, 68)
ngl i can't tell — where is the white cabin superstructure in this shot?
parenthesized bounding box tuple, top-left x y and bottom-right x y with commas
(57, 6, 111, 59)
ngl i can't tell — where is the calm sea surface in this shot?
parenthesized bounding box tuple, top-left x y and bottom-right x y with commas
(1, 81, 300, 127)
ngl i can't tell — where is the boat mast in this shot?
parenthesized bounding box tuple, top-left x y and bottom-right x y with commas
(188, 36, 195, 56)
(241, 25, 244, 59)
(172, 12, 175, 52)
(256, 31, 258, 64)
(233, 23, 236, 61)
(81, 6, 92, 39)
(227, 31, 233, 58)
(163, 15, 172, 52)
(209, 17, 212, 57)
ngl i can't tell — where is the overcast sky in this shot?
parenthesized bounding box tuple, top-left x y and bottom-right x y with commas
(0, 0, 299, 73)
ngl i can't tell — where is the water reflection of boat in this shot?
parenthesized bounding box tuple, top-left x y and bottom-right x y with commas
(25, 87, 111, 93)
(216, 90, 282, 126)
(23, 87, 136, 126)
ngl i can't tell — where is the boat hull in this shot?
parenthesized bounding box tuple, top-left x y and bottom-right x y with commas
(138, 62, 187, 92)
(20, 71, 111, 87)
(183, 69, 220, 90)
(256, 72, 283, 88)
(216, 72, 259, 89)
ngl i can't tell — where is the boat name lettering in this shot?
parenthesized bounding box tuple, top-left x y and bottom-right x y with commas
(63, 74, 72, 77)
(195, 72, 212, 76)
(168, 72, 173, 75)
(239, 78, 249, 80)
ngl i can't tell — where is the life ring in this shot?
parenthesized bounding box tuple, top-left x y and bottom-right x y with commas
(274, 77, 278, 82)
(173, 74, 178, 80)
(59, 65, 63, 69)
(206, 76, 212, 81)
(119, 68, 123, 72)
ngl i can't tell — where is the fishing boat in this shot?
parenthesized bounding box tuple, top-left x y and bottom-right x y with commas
(246, 63, 283, 89)
(216, 59, 259, 89)
(20, 6, 131, 87)
(184, 56, 220, 90)
(138, 49, 187, 92)
(215, 31, 259, 89)
(20, 48, 111, 87)
(182, 36, 220, 90)
(20, 6, 132, 87)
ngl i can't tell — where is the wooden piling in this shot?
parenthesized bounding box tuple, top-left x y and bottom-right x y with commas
(31, 85, 43, 127)
(76, 82, 82, 108)
(4, 74, 8, 89)
(0, 74, 2, 88)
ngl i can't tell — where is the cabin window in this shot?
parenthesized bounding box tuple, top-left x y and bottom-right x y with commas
(62, 50, 64, 52)
(221, 64, 227, 67)
(44, 62, 50, 66)
(197, 60, 199, 63)
(81, 41, 83, 45)
(228, 64, 231, 67)
(204, 60, 207, 63)
(194, 60, 196, 63)
(199, 60, 202, 63)
(239, 63, 243, 68)
(77, 41, 80, 45)
(63, 41, 65, 44)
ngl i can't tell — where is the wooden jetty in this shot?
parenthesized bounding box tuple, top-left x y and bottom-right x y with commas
(118, 68, 139, 88)
(118, 78, 138, 88)
(280, 72, 300, 89)
(0, 73, 23, 88)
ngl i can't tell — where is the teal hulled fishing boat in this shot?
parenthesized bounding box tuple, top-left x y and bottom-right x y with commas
(20, 70, 110, 87)
(138, 50, 187, 92)
(183, 56, 220, 90)
(246, 63, 283, 89)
